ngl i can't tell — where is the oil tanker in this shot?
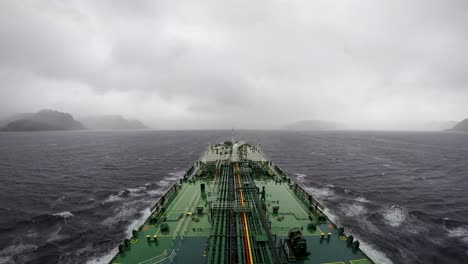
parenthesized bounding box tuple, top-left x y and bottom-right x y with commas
(110, 141, 374, 264)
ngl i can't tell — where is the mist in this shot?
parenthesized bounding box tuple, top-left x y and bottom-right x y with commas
(1, 0, 467, 130)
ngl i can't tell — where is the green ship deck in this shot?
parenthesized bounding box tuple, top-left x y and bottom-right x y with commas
(110, 141, 374, 264)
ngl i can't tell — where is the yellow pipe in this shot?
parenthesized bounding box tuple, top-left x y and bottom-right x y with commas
(236, 164, 254, 264)
(243, 213, 254, 263)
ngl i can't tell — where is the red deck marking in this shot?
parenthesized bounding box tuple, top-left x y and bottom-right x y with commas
(143, 226, 148, 231)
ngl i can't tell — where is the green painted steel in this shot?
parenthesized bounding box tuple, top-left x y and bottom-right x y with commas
(109, 142, 374, 264)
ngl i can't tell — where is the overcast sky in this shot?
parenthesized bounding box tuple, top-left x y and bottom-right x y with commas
(0, 0, 467, 129)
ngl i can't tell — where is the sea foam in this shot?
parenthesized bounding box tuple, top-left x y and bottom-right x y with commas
(382, 205, 407, 227)
(447, 226, 468, 244)
(341, 203, 367, 217)
(53, 211, 74, 219)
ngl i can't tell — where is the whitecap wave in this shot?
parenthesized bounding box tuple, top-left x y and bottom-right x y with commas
(125, 186, 146, 193)
(156, 180, 170, 187)
(382, 205, 407, 227)
(25, 229, 38, 238)
(0, 244, 38, 257)
(361, 218, 382, 234)
(0, 256, 13, 264)
(354, 195, 370, 203)
(53, 211, 74, 219)
(147, 189, 163, 197)
(102, 204, 139, 226)
(155, 170, 185, 187)
(85, 248, 119, 264)
(341, 203, 367, 217)
(321, 204, 391, 264)
(125, 208, 151, 236)
(46, 227, 64, 243)
(90, 208, 151, 264)
(305, 186, 335, 199)
(322, 208, 339, 223)
(101, 201, 152, 228)
(103, 190, 125, 202)
(166, 170, 185, 180)
(104, 186, 148, 202)
(358, 240, 394, 264)
(447, 226, 468, 237)
(447, 226, 468, 244)
(124, 187, 147, 197)
(293, 173, 306, 182)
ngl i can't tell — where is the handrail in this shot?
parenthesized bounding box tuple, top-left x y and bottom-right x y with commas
(137, 249, 176, 264)
(137, 250, 168, 264)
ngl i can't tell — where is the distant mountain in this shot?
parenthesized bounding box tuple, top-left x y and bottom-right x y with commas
(79, 115, 148, 130)
(1, 110, 85, 132)
(438, 120, 459, 130)
(422, 120, 459, 131)
(283, 120, 343, 131)
(450, 119, 468, 131)
(0, 113, 35, 128)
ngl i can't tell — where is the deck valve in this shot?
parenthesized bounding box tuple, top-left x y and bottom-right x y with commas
(338, 227, 345, 236)
(352, 240, 360, 249)
(272, 205, 279, 214)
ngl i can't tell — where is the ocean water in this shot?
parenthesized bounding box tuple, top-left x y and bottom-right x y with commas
(0, 130, 467, 263)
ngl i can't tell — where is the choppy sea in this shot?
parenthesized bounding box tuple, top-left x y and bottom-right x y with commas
(0, 130, 467, 263)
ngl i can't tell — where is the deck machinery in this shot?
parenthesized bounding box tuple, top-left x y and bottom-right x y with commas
(110, 141, 374, 264)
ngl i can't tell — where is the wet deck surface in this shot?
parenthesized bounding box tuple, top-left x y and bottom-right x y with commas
(111, 142, 373, 264)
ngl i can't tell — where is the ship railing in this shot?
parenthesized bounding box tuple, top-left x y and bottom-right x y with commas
(159, 249, 176, 264)
(268, 161, 325, 211)
(139, 250, 167, 263)
(294, 182, 324, 210)
(211, 200, 253, 212)
(137, 249, 176, 264)
(150, 182, 178, 213)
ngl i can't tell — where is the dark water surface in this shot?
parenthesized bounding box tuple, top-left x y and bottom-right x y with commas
(0, 130, 467, 263)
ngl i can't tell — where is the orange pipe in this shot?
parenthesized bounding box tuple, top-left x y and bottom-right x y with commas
(236, 164, 254, 264)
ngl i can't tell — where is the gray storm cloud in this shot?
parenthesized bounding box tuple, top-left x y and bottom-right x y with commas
(0, 0, 467, 129)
